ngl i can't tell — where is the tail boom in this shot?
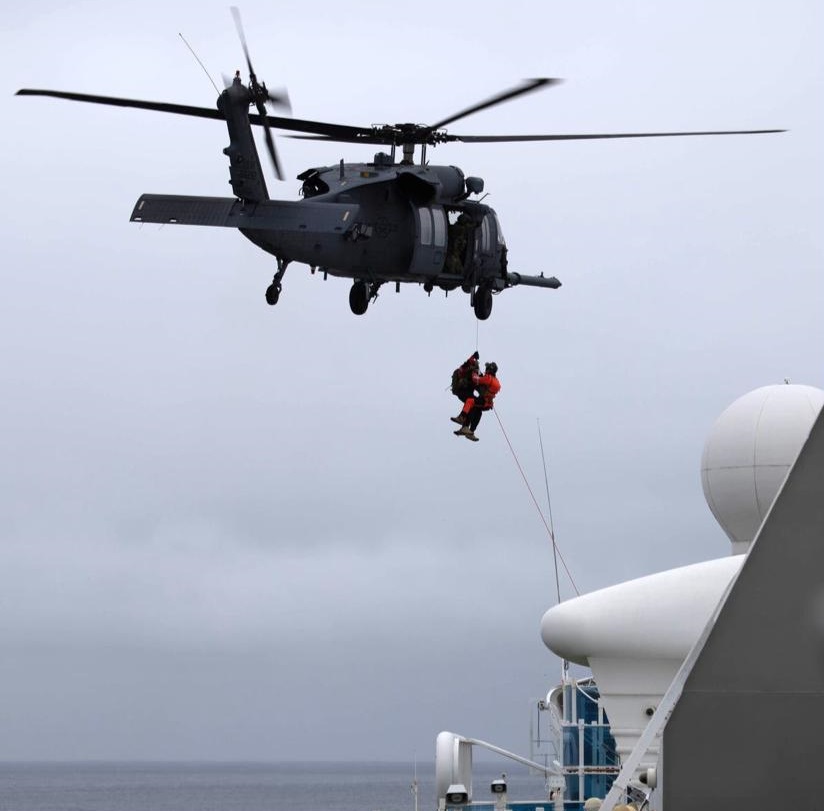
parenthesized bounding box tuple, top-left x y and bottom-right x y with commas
(130, 194, 359, 267)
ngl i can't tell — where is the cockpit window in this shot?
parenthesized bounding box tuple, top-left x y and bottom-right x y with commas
(481, 217, 491, 253)
(492, 212, 506, 246)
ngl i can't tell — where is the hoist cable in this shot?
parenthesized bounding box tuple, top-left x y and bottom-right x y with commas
(493, 408, 579, 597)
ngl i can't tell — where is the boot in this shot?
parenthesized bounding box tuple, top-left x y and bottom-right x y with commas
(454, 425, 470, 436)
(450, 414, 466, 425)
(463, 430, 479, 442)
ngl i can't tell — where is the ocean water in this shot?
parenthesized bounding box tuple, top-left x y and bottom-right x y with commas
(0, 761, 552, 811)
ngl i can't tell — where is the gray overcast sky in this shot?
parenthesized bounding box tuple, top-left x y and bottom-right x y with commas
(1, 0, 821, 762)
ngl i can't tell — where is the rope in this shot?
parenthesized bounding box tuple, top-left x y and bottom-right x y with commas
(538, 419, 562, 606)
(493, 408, 580, 597)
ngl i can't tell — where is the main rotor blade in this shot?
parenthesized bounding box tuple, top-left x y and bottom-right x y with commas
(284, 126, 785, 148)
(16, 88, 225, 121)
(285, 133, 387, 145)
(16, 88, 371, 140)
(429, 78, 562, 130)
(23, 89, 779, 153)
(251, 112, 370, 140)
(447, 128, 786, 143)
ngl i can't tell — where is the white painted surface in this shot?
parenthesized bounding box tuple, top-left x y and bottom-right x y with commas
(701, 384, 824, 553)
(540, 557, 742, 664)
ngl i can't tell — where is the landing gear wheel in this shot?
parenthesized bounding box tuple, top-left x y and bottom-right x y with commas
(349, 280, 370, 315)
(473, 285, 493, 320)
(265, 283, 281, 306)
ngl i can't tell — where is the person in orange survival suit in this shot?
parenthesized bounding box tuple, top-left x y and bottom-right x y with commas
(452, 361, 500, 442)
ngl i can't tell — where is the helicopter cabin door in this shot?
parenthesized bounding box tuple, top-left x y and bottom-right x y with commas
(476, 211, 502, 262)
(410, 205, 448, 278)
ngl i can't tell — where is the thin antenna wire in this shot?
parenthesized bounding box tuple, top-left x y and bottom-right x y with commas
(179, 33, 220, 95)
(538, 418, 562, 605)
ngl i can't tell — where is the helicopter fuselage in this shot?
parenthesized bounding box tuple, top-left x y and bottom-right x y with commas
(130, 160, 519, 304)
(238, 158, 503, 289)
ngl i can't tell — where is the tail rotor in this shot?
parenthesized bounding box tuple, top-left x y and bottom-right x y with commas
(230, 6, 291, 179)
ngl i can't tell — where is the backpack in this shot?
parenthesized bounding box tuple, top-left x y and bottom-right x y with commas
(451, 363, 472, 395)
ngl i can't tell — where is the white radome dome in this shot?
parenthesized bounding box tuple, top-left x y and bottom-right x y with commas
(701, 383, 824, 553)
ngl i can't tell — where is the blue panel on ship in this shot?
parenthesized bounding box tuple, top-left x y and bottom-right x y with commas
(559, 682, 618, 810)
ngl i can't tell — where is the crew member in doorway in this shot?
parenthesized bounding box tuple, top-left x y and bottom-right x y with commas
(445, 213, 473, 275)
(453, 361, 500, 442)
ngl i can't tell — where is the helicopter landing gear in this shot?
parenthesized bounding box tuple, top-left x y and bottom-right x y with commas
(349, 280, 371, 315)
(472, 285, 493, 320)
(265, 283, 280, 305)
(265, 258, 289, 307)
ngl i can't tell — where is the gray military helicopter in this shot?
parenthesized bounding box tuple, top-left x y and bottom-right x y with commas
(16, 10, 783, 320)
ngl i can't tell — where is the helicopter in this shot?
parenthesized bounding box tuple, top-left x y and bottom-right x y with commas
(16, 10, 783, 321)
